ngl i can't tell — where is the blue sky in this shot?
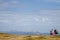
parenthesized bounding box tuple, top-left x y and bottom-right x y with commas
(0, 0, 60, 33)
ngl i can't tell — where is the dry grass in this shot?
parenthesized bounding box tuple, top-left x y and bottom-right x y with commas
(0, 33, 60, 40)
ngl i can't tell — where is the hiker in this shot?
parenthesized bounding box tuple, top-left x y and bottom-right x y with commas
(50, 30, 52, 35)
(54, 29, 58, 35)
(50, 29, 58, 36)
(50, 29, 55, 36)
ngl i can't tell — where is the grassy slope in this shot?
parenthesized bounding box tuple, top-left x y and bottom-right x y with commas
(0, 33, 60, 40)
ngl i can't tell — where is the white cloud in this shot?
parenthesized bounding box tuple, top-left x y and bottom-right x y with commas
(0, 11, 20, 16)
(42, 17, 49, 23)
(39, 10, 60, 16)
(34, 17, 39, 21)
(0, 0, 27, 10)
(36, 0, 60, 2)
(0, 10, 60, 26)
(45, 0, 60, 2)
(0, 20, 10, 23)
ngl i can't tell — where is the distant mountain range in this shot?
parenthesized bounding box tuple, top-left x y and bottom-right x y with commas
(7, 31, 50, 35)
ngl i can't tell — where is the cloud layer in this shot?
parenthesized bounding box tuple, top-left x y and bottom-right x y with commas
(0, 10, 60, 32)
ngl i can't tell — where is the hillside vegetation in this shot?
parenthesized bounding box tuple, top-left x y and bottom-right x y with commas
(0, 33, 60, 40)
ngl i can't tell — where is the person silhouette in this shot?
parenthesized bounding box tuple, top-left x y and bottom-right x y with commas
(50, 29, 58, 36)
(50, 29, 54, 36)
(54, 29, 58, 35)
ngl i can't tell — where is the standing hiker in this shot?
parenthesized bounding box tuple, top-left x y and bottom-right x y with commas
(50, 29, 58, 36)
(50, 29, 55, 36)
(54, 29, 58, 35)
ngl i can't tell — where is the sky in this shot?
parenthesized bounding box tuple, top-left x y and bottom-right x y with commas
(0, 0, 60, 33)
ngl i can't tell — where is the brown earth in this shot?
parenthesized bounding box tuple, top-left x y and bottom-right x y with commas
(0, 33, 60, 40)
